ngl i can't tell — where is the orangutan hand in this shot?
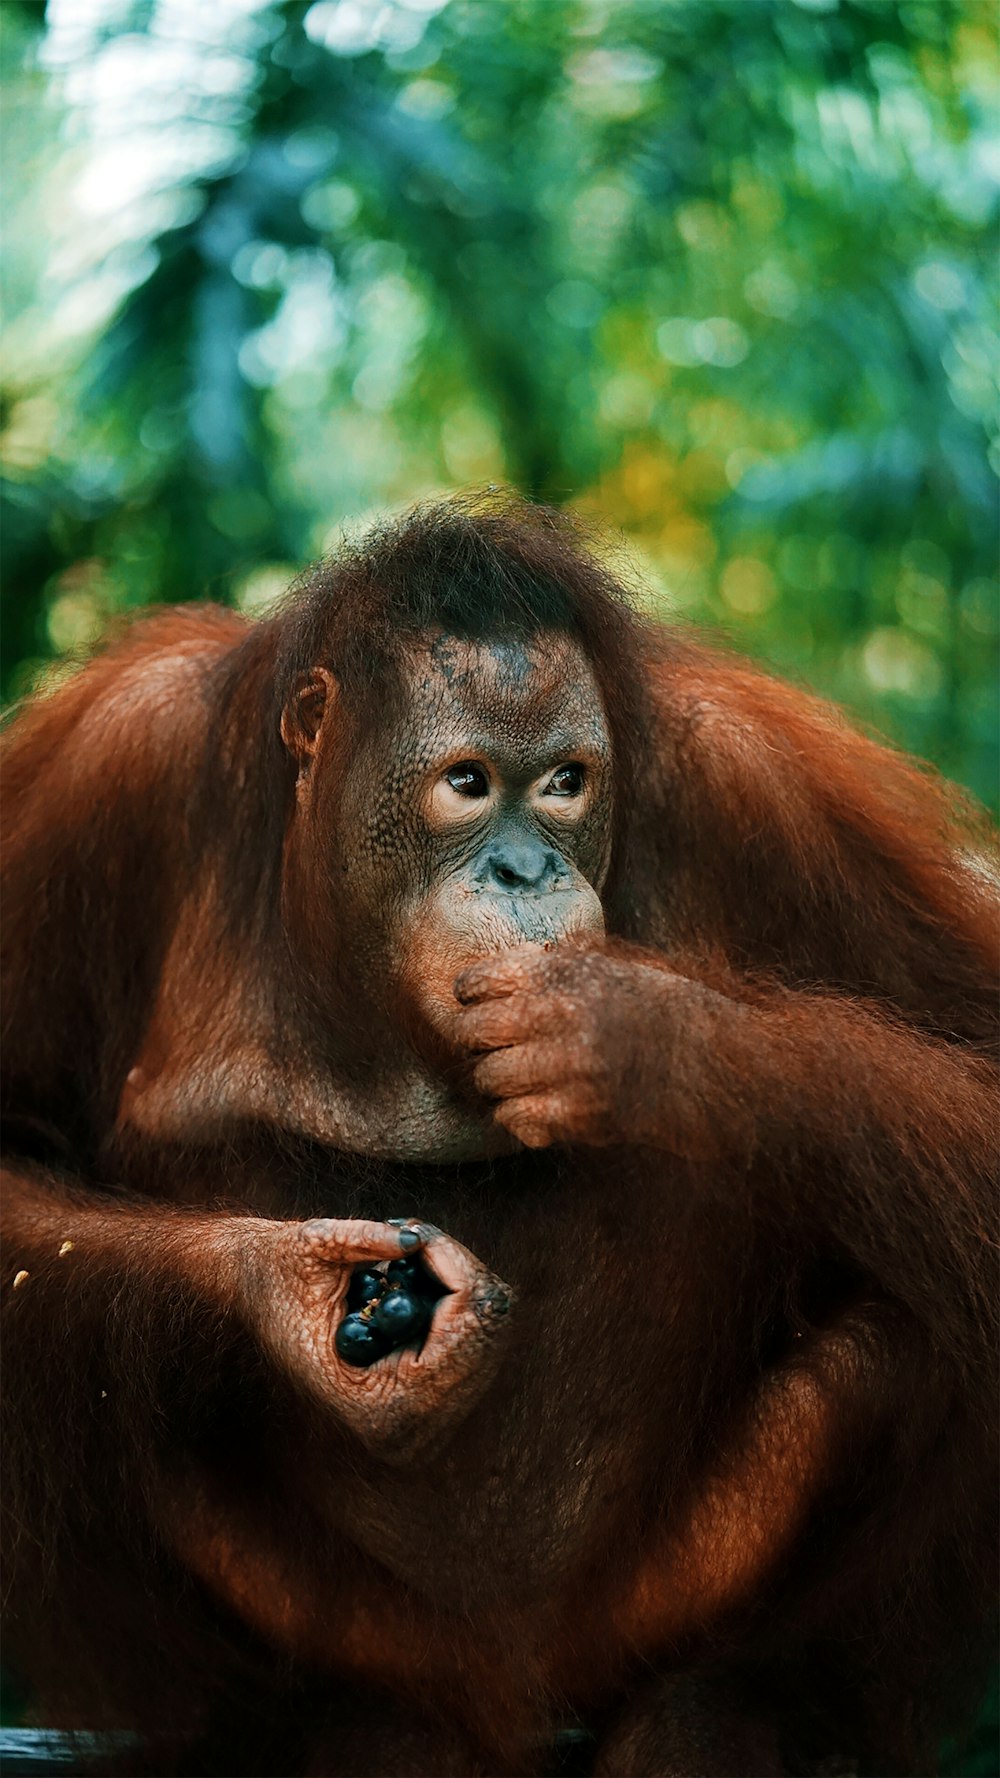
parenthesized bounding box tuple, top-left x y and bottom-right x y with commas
(453, 941, 736, 1156)
(237, 1215, 514, 1461)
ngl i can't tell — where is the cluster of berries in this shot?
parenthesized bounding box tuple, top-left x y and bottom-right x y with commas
(335, 1255, 445, 1368)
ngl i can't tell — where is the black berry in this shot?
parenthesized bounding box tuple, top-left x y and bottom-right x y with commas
(372, 1290, 429, 1344)
(335, 1313, 386, 1367)
(348, 1268, 387, 1310)
(385, 1257, 422, 1290)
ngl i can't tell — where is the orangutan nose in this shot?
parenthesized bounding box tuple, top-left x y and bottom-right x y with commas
(485, 841, 563, 892)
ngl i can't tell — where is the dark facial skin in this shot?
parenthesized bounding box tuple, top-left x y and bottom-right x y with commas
(320, 630, 613, 1042)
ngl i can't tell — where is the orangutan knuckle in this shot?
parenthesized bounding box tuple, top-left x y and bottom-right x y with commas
(296, 1219, 337, 1264)
(298, 1217, 330, 1245)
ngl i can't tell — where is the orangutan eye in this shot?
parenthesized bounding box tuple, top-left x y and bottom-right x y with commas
(445, 762, 490, 799)
(544, 763, 585, 798)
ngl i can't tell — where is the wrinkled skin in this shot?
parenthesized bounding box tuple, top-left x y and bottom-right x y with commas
(286, 631, 611, 994)
(235, 1215, 513, 1459)
(453, 943, 732, 1153)
(282, 634, 745, 1170)
(280, 632, 613, 1154)
(249, 635, 617, 1436)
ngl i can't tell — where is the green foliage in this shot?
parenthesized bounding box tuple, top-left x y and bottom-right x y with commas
(1, 0, 997, 807)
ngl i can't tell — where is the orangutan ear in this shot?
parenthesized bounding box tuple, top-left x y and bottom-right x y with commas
(280, 669, 337, 765)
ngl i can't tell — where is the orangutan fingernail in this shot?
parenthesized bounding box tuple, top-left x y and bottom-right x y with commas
(386, 1217, 407, 1227)
(398, 1229, 421, 1251)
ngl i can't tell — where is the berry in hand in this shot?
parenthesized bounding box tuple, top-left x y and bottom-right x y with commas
(335, 1313, 386, 1368)
(372, 1289, 429, 1344)
(348, 1268, 387, 1311)
(339, 1247, 445, 1367)
(385, 1257, 422, 1290)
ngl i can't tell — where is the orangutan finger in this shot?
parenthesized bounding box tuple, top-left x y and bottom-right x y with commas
(452, 994, 568, 1052)
(453, 944, 550, 1005)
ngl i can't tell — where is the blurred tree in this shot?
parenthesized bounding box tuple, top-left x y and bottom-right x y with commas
(1, 0, 997, 808)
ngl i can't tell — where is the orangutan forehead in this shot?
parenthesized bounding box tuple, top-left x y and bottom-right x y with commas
(399, 631, 610, 751)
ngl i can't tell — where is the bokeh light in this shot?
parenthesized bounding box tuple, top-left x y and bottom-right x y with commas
(2, 0, 997, 809)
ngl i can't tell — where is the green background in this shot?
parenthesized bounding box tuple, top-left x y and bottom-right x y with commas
(2, 0, 998, 810)
(0, 1, 997, 1766)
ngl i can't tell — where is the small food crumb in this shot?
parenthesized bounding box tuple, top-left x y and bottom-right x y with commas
(13, 1270, 29, 1289)
(100, 1390, 107, 1399)
(58, 1241, 74, 1257)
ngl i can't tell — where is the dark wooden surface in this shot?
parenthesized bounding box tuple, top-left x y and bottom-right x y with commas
(0, 1729, 137, 1775)
(0, 1725, 597, 1776)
